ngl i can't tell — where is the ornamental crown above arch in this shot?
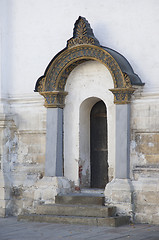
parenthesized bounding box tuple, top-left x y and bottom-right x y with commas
(34, 16, 144, 108)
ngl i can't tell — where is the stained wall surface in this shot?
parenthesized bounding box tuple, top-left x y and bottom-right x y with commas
(0, 0, 159, 223)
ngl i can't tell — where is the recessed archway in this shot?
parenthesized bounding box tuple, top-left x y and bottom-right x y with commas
(79, 98, 109, 189)
(64, 60, 114, 187)
(34, 16, 144, 191)
(79, 97, 101, 188)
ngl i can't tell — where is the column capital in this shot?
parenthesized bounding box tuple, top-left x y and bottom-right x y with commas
(40, 91, 68, 108)
(109, 88, 135, 104)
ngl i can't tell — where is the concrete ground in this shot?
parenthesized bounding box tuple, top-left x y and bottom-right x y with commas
(0, 217, 159, 240)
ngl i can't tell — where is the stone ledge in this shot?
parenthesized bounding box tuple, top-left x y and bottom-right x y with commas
(133, 166, 159, 180)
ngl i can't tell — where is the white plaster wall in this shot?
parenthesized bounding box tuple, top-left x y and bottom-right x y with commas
(0, 12, 1, 100)
(0, 0, 8, 104)
(1, 0, 159, 98)
(64, 61, 115, 186)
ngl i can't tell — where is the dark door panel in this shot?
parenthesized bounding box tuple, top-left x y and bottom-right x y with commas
(90, 101, 108, 188)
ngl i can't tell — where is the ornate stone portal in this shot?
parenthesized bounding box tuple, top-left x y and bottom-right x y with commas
(35, 16, 143, 107)
(34, 17, 144, 217)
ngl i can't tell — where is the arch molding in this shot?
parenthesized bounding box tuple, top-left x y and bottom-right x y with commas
(35, 16, 144, 107)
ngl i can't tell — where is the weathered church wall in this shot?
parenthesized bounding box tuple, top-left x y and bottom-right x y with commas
(105, 91, 159, 224)
(130, 92, 159, 224)
(0, 95, 46, 215)
(0, 0, 159, 224)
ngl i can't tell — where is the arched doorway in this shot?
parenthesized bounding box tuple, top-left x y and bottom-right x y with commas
(90, 101, 108, 188)
(34, 16, 144, 189)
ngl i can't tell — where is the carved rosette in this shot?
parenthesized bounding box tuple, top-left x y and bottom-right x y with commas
(109, 88, 135, 104)
(40, 91, 68, 108)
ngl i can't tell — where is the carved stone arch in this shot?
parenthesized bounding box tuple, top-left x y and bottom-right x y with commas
(35, 16, 144, 108)
(34, 17, 145, 186)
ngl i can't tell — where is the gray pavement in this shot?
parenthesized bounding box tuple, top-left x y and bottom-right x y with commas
(0, 217, 159, 240)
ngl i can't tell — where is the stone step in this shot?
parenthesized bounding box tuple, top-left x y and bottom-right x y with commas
(36, 204, 116, 218)
(81, 188, 104, 195)
(18, 214, 130, 227)
(55, 194, 105, 206)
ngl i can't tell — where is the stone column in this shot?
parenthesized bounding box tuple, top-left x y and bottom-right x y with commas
(115, 104, 130, 179)
(104, 103, 133, 219)
(45, 108, 63, 177)
(33, 105, 72, 207)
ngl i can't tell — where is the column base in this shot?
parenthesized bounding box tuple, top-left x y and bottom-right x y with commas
(33, 177, 72, 207)
(104, 179, 134, 220)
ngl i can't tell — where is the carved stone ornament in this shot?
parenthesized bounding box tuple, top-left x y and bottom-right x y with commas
(40, 91, 68, 108)
(67, 16, 100, 48)
(109, 88, 136, 104)
(35, 16, 144, 107)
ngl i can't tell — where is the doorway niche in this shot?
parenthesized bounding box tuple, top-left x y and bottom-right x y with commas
(79, 99, 108, 189)
(64, 60, 115, 188)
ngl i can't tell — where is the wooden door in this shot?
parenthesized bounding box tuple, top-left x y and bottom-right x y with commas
(90, 101, 108, 188)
